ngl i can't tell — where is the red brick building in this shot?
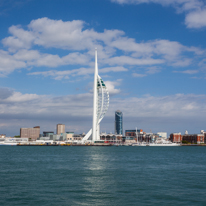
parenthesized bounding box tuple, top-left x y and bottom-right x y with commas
(125, 129, 143, 136)
(182, 134, 204, 144)
(169, 133, 182, 143)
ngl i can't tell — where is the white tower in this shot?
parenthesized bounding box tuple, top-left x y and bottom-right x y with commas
(92, 49, 98, 141)
(82, 49, 109, 142)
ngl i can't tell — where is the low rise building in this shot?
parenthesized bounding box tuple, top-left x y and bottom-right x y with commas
(100, 133, 116, 142)
(169, 133, 182, 143)
(182, 134, 204, 144)
(125, 129, 143, 137)
(157, 132, 167, 139)
(66, 132, 74, 141)
(43, 131, 54, 137)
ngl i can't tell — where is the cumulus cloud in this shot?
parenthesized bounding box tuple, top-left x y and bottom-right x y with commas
(111, 0, 206, 29)
(2, 17, 124, 52)
(185, 8, 206, 28)
(108, 93, 206, 118)
(0, 17, 204, 78)
(104, 80, 122, 95)
(0, 50, 26, 76)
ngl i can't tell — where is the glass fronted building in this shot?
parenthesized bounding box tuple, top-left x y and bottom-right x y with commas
(115, 110, 123, 135)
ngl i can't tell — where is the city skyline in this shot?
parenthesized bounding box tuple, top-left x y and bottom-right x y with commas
(0, 0, 206, 136)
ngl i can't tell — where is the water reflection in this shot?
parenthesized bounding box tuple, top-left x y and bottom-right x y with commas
(79, 147, 117, 205)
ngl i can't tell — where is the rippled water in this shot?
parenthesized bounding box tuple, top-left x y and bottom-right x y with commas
(0, 146, 206, 206)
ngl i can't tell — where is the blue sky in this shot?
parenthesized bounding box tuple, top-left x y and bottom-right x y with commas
(0, 0, 206, 136)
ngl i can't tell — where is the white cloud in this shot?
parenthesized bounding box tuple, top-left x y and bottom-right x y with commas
(111, 0, 206, 29)
(28, 67, 128, 80)
(2, 25, 35, 52)
(173, 69, 199, 74)
(111, 0, 203, 11)
(199, 58, 206, 69)
(1, 88, 206, 135)
(145, 66, 161, 74)
(171, 58, 192, 67)
(28, 66, 128, 80)
(106, 56, 165, 65)
(99, 66, 128, 73)
(28, 67, 93, 80)
(104, 80, 122, 95)
(108, 93, 206, 118)
(0, 17, 205, 77)
(132, 66, 161, 77)
(0, 50, 26, 76)
(185, 8, 206, 28)
(132, 73, 147, 77)
(5, 92, 41, 102)
(2, 17, 124, 52)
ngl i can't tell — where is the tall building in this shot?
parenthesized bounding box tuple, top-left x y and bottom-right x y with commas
(56, 124, 65, 134)
(82, 49, 109, 142)
(115, 110, 123, 135)
(20, 126, 40, 140)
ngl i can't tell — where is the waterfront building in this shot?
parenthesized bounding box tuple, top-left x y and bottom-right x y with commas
(125, 129, 143, 136)
(125, 129, 144, 142)
(43, 131, 54, 137)
(124, 136, 137, 144)
(20, 126, 40, 141)
(201, 130, 206, 144)
(115, 110, 123, 135)
(182, 134, 204, 144)
(66, 132, 74, 141)
(56, 124, 65, 134)
(82, 49, 109, 142)
(157, 132, 167, 139)
(169, 133, 182, 143)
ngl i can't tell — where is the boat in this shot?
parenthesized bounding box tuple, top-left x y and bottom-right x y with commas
(138, 142, 148, 146)
(148, 139, 181, 146)
(0, 142, 17, 146)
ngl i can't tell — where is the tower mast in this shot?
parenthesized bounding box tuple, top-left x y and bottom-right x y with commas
(92, 48, 98, 141)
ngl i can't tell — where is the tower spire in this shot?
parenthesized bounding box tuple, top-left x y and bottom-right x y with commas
(92, 48, 98, 141)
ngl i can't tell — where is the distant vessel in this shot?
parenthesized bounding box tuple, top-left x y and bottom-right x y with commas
(137, 142, 148, 146)
(149, 142, 180, 146)
(149, 139, 180, 146)
(0, 138, 28, 146)
(132, 139, 181, 146)
(0, 142, 17, 146)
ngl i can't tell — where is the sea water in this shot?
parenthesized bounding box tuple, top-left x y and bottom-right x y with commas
(0, 146, 206, 206)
